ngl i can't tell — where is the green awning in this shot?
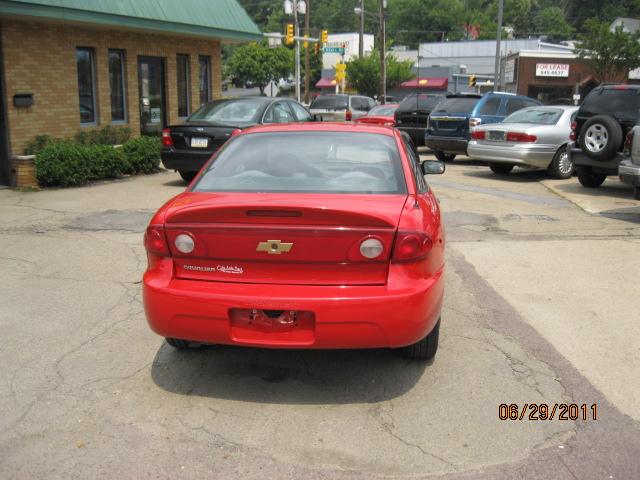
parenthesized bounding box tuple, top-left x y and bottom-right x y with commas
(0, 0, 262, 41)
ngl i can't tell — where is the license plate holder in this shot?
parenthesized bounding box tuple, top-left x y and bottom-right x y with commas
(229, 308, 315, 344)
(487, 131, 506, 141)
(190, 137, 209, 148)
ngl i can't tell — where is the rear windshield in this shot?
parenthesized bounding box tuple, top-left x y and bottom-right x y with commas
(432, 97, 480, 114)
(397, 94, 444, 113)
(368, 105, 398, 116)
(193, 132, 406, 194)
(503, 107, 564, 125)
(581, 88, 640, 118)
(188, 99, 263, 123)
(310, 96, 348, 110)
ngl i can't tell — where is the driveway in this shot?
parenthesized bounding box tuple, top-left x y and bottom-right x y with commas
(1, 163, 639, 479)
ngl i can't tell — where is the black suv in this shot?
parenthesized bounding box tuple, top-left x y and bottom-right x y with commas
(569, 84, 640, 188)
(394, 93, 445, 146)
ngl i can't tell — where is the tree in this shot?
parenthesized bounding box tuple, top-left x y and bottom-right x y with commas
(227, 42, 294, 95)
(575, 19, 640, 83)
(346, 51, 414, 97)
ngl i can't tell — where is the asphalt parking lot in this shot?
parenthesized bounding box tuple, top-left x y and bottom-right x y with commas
(1, 158, 639, 479)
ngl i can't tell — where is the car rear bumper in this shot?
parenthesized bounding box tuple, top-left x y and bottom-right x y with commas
(143, 259, 444, 349)
(161, 149, 214, 172)
(619, 158, 640, 186)
(467, 141, 556, 168)
(396, 126, 427, 146)
(569, 145, 621, 175)
(424, 135, 468, 154)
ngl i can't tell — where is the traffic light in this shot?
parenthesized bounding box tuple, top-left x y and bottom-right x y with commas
(286, 23, 294, 45)
(314, 42, 320, 55)
(468, 74, 477, 87)
(321, 30, 328, 44)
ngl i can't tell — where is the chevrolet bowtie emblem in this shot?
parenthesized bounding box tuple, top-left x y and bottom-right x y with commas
(256, 239, 293, 255)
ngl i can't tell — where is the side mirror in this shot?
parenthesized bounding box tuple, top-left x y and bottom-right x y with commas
(421, 160, 445, 175)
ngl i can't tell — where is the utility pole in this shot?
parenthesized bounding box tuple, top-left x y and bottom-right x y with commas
(379, 0, 386, 104)
(304, 0, 311, 104)
(493, 0, 504, 92)
(358, 0, 364, 58)
(293, 0, 300, 102)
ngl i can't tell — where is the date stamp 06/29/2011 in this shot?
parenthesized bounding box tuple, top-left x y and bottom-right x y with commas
(499, 403, 598, 421)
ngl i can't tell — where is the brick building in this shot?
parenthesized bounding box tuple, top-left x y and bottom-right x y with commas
(0, 0, 261, 185)
(503, 51, 602, 105)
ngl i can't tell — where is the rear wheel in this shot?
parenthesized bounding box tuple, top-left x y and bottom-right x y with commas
(165, 337, 202, 349)
(576, 166, 606, 188)
(547, 146, 573, 179)
(179, 170, 196, 183)
(489, 163, 514, 174)
(401, 319, 440, 360)
(434, 151, 456, 162)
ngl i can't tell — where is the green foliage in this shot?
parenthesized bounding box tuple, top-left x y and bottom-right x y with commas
(238, 0, 640, 46)
(346, 51, 415, 98)
(35, 141, 93, 187)
(227, 42, 294, 94)
(74, 125, 132, 146)
(24, 135, 55, 155)
(576, 19, 640, 82)
(35, 135, 160, 187)
(121, 136, 161, 174)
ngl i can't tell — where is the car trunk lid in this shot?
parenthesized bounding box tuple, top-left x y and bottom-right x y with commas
(164, 193, 408, 286)
(167, 123, 238, 151)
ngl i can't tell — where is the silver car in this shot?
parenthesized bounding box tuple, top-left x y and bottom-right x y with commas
(309, 94, 376, 122)
(467, 105, 578, 178)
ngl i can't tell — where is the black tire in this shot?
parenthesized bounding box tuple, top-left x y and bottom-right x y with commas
(401, 319, 440, 360)
(579, 115, 623, 161)
(576, 166, 607, 188)
(489, 163, 514, 174)
(165, 337, 201, 349)
(434, 151, 456, 162)
(634, 186, 640, 201)
(547, 146, 573, 179)
(179, 170, 197, 183)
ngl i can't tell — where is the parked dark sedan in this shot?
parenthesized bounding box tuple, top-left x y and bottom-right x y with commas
(161, 96, 313, 182)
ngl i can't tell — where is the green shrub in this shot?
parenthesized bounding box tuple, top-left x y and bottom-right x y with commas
(122, 136, 161, 174)
(86, 144, 130, 179)
(35, 141, 93, 187)
(24, 135, 56, 155)
(74, 126, 132, 146)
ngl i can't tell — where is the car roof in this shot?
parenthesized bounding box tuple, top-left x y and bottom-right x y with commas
(240, 122, 396, 136)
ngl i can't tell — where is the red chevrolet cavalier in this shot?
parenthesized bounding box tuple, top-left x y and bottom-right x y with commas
(143, 123, 445, 360)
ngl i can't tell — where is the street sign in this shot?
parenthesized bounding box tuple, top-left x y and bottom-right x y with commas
(323, 47, 345, 54)
(335, 63, 346, 81)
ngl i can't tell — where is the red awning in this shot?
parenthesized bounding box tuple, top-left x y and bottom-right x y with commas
(316, 77, 337, 88)
(400, 77, 449, 89)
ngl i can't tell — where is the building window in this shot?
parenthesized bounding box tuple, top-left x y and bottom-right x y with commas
(76, 47, 97, 124)
(177, 54, 190, 117)
(199, 55, 211, 105)
(108, 49, 127, 122)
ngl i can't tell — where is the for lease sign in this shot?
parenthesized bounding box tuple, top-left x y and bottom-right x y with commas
(536, 63, 570, 77)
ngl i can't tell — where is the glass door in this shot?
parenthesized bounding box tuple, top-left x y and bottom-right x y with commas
(138, 56, 166, 135)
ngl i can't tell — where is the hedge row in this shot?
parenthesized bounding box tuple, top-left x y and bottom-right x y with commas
(24, 126, 133, 155)
(35, 136, 161, 187)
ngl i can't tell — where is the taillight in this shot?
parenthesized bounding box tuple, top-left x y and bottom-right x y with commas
(345, 109, 352, 121)
(471, 130, 486, 140)
(162, 128, 173, 147)
(383, 120, 395, 126)
(469, 117, 482, 127)
(624, 130, 634, 156)
(174, 233, 195, 254)
(144, 225, 170, 257)
(232, 128, 242, 136)
(360, 238, 384, 259)
(392, 232, 433, 261)
(570, 121, 577, 142)
(506, 132, 537, 143)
